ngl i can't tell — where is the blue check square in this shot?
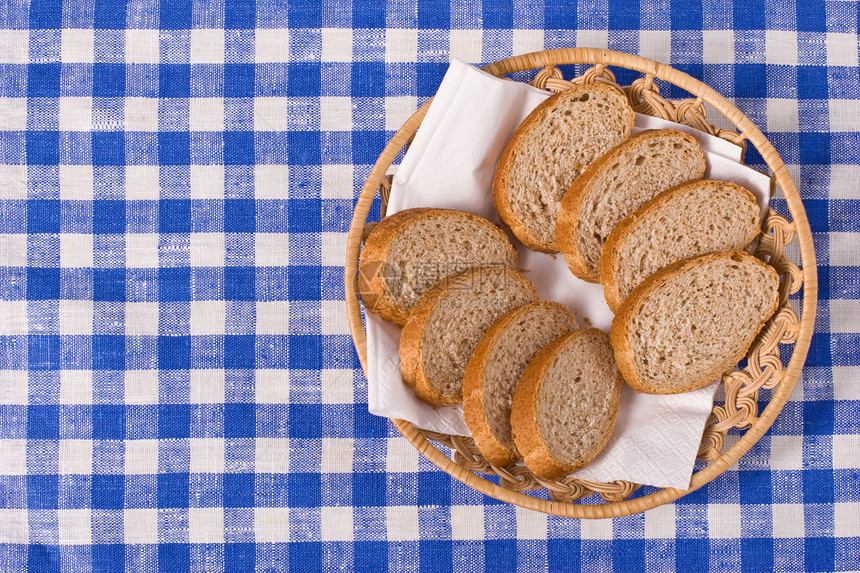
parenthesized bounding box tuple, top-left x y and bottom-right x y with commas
(26, 132, 60, 166)
(740, 538, 773, 571)
(223, 473, 255, 507)
(288, 334, 321, 370)
(27, 404, 60, 439)
(806, 333, 832, 367)
(350, 131, 385, 165)
(158, 336, 191, 370)
(224, 335, 255, 369)
(158, 133, 191, 167)
(159, 65, 191, 98)
(353, 0, 385, 28)
(159, 404, 191, 439)
(288, 543, 321, 573)
(796, 1, 827, 32)
(287, 132, 320, 166)
(416, 63, 448, 97)
(94, 1, 125, 28)
(417, 471, 450, 506)
(288, 473, 321, 507)
(92, 335, 125, 370)
(352, 473, 385, 507)
(224, 543, 256, 573)
(225, 64, 255, 97)
(350, 63, 383, 98)
(353, 542, 387, 571)
(29, 0, 62, 28)
(27, 474, 59, 509)
(158, 199, 191, 233)
(287, 267, 320, 300)
(287, 64, 320, 97)
(28, 546, 60, 573)
(418, 0, 448, 28)
(159, 0, 192, 30)
(27, 63, 61, 98)
(27, 199, 61, 234)
(93, 405, 126, 439)
(93, 269, 126, 302)
(92, 545, 125, 573)
(225, 0, 256, 28)
(225, 267, 256, 301)
(805, 538, 835, 572)
(224, 132, 255, 166)
(797, 66, 829, 99)
(93, 63, 125, 97)
(157, 473, 189, 508)
(158, 544, 190, 573)
(676, 539, 710, 571)
(159, 268, 191, 302)
(224, 199, 256, 232)
(92, 133, 126, 167)
(803, 469, 834, 503)
(28, 335, 60, 371)
(92, 475, 125, 509)
(799, 133, 830, 165)
(288, 404, 321, 438)
(92, 200, 126, 234)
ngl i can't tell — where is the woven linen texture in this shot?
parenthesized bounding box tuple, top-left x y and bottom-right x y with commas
(0, 0, 858, 571)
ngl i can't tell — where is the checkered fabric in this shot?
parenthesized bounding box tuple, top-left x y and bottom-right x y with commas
(0, 0, 858, 571)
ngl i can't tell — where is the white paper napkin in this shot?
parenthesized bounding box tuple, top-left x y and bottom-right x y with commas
(366, 59, 771, 489)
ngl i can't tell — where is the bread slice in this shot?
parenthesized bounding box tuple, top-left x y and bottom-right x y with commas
(510, 328, 623, 479)
(610, 251, 780, 395)
(462, 301, 578, 466)
(358, 208, 518, 326)
(493, 84, 635, 253)
(399, 267, 538, 407)
(556, 129, 707, 282)
(600, 180, 761, 311)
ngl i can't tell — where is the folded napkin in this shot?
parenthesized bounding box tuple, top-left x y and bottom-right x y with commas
(367, 59, 771, 489)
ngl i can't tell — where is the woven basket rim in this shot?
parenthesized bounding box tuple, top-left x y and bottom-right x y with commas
(344, 48, 818, 518)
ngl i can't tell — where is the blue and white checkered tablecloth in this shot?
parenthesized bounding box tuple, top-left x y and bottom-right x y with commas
(0, 0, 858, 571)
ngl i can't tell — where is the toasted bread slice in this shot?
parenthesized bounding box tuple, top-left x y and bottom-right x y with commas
(600, 179, 761, 311)
(556, 129, 706, 282)
(493, 84, 634, 253)
(610, 251, 780, 394)
(510, 328, 623, 479)
(463, 301, 578, 466)
(358, 208, 518, 326)
(399, 267, 538, 407)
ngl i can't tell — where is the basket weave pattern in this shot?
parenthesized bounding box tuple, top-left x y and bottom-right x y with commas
(345, 50, 815, 516)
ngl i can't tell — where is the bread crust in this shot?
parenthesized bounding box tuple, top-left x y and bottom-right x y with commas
(609, 250, 780, 394)
(511, 329, 622, 479)
(556, 129, 707, 283)
(599, 180, 761, 311)
(399, 268, 538, 407)
(358, 208, 517, 326)
(493, 84, 634, 254)
(462, 301, 576, 467)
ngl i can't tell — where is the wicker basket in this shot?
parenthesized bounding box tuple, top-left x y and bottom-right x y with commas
(344, 49, 817, 518)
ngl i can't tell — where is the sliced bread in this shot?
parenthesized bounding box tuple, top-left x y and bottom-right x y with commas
(556, 129, 707, 282)
(399, 267, 538, 407)
(600, 179, 762, 311)
(493, 84, 635, 253)
(462, 301, 578, 466)
(358, 208, 518, 326)
(510, 328, 623, 479)
(610, 251, 780, 394)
